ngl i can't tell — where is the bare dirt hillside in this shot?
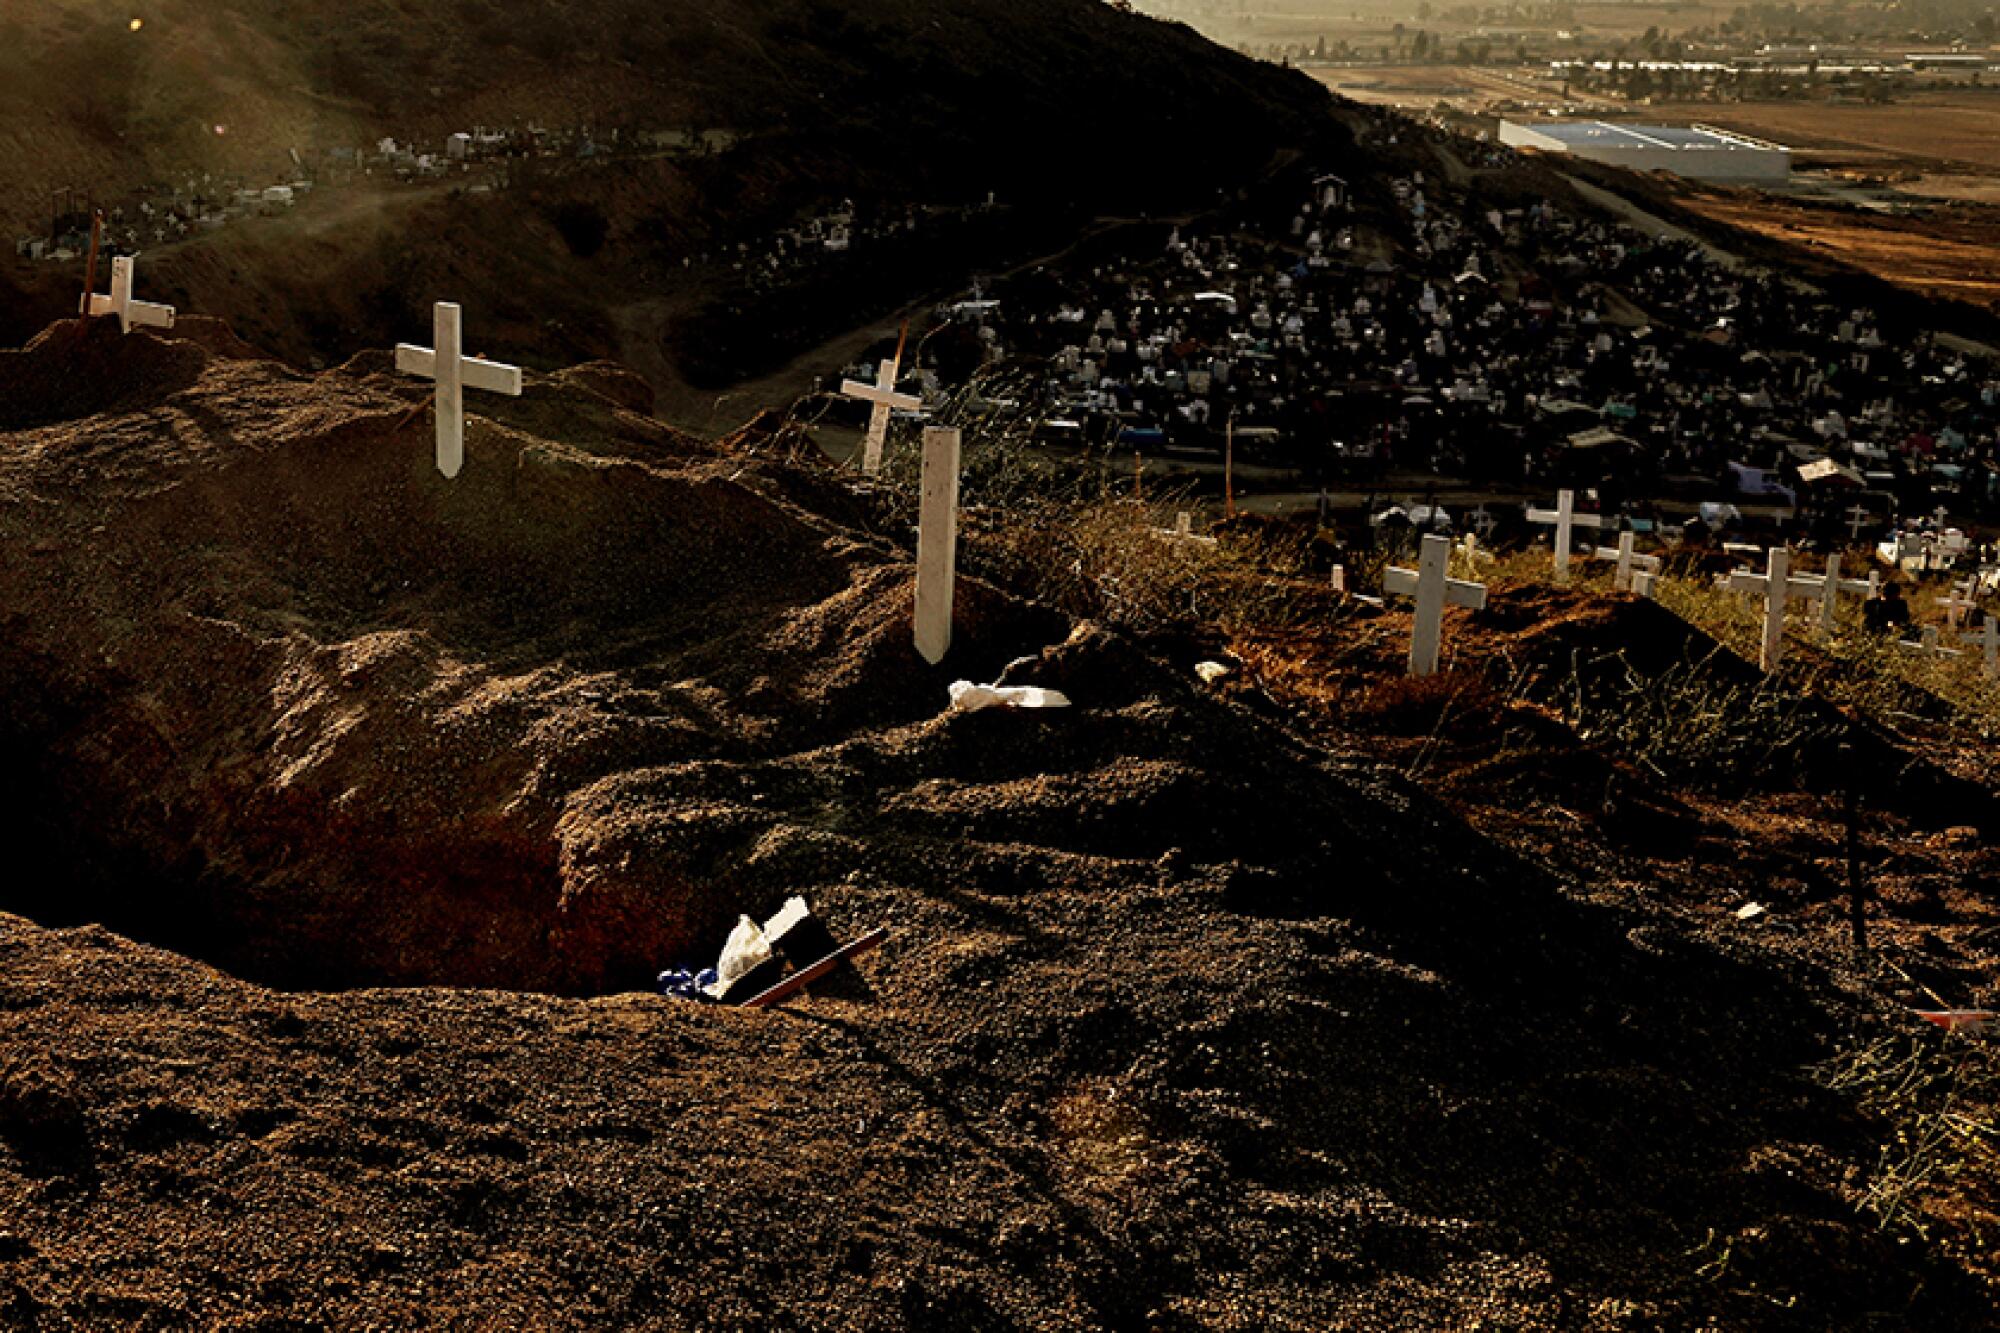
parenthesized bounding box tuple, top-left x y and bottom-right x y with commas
(0, 319, 1994, 1328)
(0, 0, 1340, 409)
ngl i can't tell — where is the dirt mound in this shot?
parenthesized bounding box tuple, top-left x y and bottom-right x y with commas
(0, 323, 1994, 1327)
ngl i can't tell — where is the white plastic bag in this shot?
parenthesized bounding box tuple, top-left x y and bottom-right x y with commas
(703, 915, 774, 1000)
(948, 681, 1072, 713)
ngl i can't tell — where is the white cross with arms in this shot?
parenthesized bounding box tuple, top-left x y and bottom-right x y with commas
(1728, 548, 1818, 674)
(80, 255, 175, 334)
(396, 302, 523, 479)
(1383, 533, 1488, 677)
(1526, 489, 1607, 585)
(841, 360, 920, 476)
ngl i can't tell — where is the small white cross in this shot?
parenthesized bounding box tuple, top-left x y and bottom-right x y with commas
(1962, 618, 2000, 679)
(395, 302, 523, 479)
(1155, 511, 1217, 546)
(79, 255, 175, 334)
(1901, 625, 1963, 660)
(841, 361, 920, 476)
(1787, 553, 1875, 634)
(1590, 531, 1661, 593)
(1727, 548, 1818, 674)
(1942, 578, 1978, 629)
(1526, 489, 1607, 585)
(1383, 532, 1488, 677)
(1845, 505, 1872, 542)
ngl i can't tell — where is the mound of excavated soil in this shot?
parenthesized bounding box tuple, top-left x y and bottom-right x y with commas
(0, 322, 1992, 1328)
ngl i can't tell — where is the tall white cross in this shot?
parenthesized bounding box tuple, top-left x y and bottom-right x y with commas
(79, 255, 175, 334)
(1963, 618, 2000, 679)
(1728, 548, 1818, 674)
(841, 361, 920, 476)
(1590, 531, 1660, 593)
(1382, 532, 1488, 677)
(395, 302, 522, 479)
(913, 426, 961, 665)
(1526, 489, 1607, 585)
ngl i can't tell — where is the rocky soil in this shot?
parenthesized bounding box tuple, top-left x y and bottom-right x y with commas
(0, 321, 1994, 1329)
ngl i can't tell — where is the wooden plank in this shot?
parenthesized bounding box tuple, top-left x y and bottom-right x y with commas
(739, 928, 889, 1010)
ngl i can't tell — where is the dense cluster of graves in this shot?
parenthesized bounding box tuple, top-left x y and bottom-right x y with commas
(881, 119, 1999, 554)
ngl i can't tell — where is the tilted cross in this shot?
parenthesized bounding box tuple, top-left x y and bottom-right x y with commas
(1590, 531, 1661, 593)
(840, 361, 920, 476)
(80, 255, 175, 334)
(395, 302, 523, 479)
(1383, 532, 1488, 677)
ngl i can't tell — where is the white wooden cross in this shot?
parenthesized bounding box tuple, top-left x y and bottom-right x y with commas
(841, 361, 920, 476)
(1901, 625, 1962, 660)
(1382, 532, 1488, 677)
(79, 255, 175, 334)
(395, 302, 522, 479)
(1155, 511, 1217, 546)
(1526, 489, 1607, 585)
(1962, 618, 2000, 679)
(1728, 548, 1818, 674)
(1590, 531, 1660, 593)
(913, 426, 961, 665)
(1943, 578, 1978, 629)
(1844, 505, 1872, 543)
(1793, 553, 1876, 634)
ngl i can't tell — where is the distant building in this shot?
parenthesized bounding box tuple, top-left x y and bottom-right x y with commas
(1498, 120, 1791, 185)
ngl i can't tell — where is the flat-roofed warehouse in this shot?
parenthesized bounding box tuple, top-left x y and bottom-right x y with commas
(1498, 121, 1791, 184)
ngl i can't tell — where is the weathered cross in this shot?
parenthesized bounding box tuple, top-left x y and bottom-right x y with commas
(1963, 618, 2000, 679)
(1728, 548, 1818, 674)
(395, 302, 523, 479)
(1942, 578, 1978, 629)
(1526, 489, 1608, 585)
(1382, 532, 1488, 677)
(1901, 625, 1962, 660)
(1155, 511, 1217, 546)
(913, 426, 961, 665)
(1845, 505, 1872, 543)
(1792, 553, 1876, 635)
(79, 255, 175, 334)
(1590, 531, 1661, 593)
(841, 360, 920, 476)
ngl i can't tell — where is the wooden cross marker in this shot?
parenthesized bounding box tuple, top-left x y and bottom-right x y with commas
(1727, 548, 1818, 674)
(1526, 489, 1607, 585)
(1902, 625, 1962, 660)
(395, 302, 523, 479)
(840, 352, 920, 476)
(1155, 511, 1217, 546)
(1794, 553, 1875, 634)
(79, 255, 176, 334)
(1962, 618, 2000, 679)
(913, 426, 961, 665)
(1845, 505, 1873, 543)
(1382, 532, 1488, 677)
(1590, 531, 1661, 593)
(1943, 578, 1978, 629)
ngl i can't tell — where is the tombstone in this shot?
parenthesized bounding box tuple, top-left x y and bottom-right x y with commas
(1526, 489, 1608, 585)
(394, 302, 524, 479)
(913, 426, 961, 665)
(1727, 549, 1819, 674)
(840, 359, 919, 476)
(1590, 532, 1661, 593)
(79, 255, 175, 335)
(1382, 533, 1488, 678)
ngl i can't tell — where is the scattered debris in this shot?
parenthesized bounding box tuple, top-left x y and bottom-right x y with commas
(1736, 902, 1768, 920)
(948, 681, 1072, 712)
(1914, 1009, 1996, 1033)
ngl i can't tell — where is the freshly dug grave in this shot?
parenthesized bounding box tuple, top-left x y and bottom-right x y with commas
(0, 321, 1993, 1327)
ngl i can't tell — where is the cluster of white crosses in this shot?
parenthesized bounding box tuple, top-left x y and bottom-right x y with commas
(82, 263, 967, 665)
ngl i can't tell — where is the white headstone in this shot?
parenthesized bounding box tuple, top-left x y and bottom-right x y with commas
(913, 426, 961, 665)
(841, 358, 919, 476)
(1526, 489, 1607, 585)
(79, 255, 175, 334)
(394, 302, 524, 479)
(1382, 533, 1488, 677)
